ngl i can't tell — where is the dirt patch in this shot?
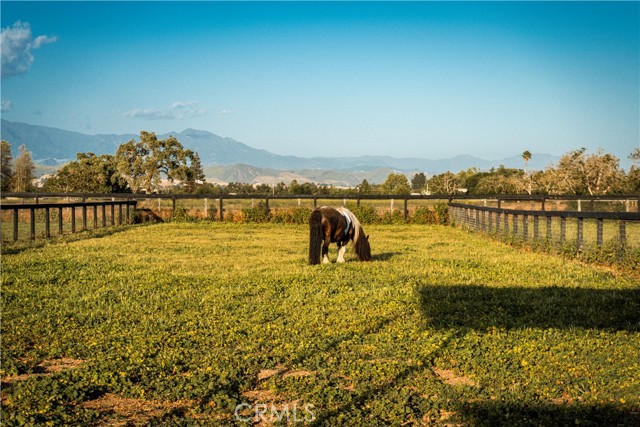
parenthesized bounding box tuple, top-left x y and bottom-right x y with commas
(239, 368, 316, 426)
(433, 367, 477, 387)
(82, 393, 195, 427)
(1, 358, 85, 386)
(258, 368, 314, 381)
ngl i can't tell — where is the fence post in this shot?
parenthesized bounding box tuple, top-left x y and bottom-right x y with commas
(45, 207, 51, 238)
(265, 196, 270, 214)
(488, 211, 493, 234)
(560, 217, 566, 243)
(523, 215, 528, 241)
(102, 204, 107, 227)
(533, 215, 539, 240)
(119, 203, 123, 225)
(503, 211, 509, 233)
(219, 197, 224, 221)
(82, 204, 87, 231)
(496, 211, 501, 234)
(172, 197, 176, 219)
(110, 204, 115, 226)
(313, 197, 318, 208)
(546, 216, 552, 241)
(71, 206, 76, 233)
(577, 218, 583, 249)
(619, 221, 627, 247)
(204, 198, 208, 217)
(93, 205, 98, 229)
(403, 198, 408, 221)
(13, 208, 18, 241)
(596, 218, 604, 246)
(58, 207, 64, 235)
(30, 207, 36, 240)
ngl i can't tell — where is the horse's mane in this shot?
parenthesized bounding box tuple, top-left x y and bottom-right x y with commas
(336, 207, 362, 244)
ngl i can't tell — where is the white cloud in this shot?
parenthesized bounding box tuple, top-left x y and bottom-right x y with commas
(1, 21, 57, 79)
(218, 109, 234, 115)
(124, 101, 207, 120)
(1, 100, 12, 112)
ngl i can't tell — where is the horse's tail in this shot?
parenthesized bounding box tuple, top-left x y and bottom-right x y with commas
(354, 225, 371, 261)
(339, 208, 372, 262)
(309, 209, 324, 265)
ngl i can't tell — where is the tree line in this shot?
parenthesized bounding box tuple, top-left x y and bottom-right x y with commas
(411, 148, 639, 196)
(1, 134, 638, 196)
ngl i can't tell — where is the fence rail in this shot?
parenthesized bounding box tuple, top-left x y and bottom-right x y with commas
(449, 202, 640, 249)
(2, 192, 639, 243)
(3, 192, 639, 220)
(1, 200, 137, 242)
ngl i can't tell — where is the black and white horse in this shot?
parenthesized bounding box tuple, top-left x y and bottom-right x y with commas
(309, 206, 371, 265)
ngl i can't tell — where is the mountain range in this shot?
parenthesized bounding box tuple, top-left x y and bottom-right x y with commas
(1, 119, 560, 186)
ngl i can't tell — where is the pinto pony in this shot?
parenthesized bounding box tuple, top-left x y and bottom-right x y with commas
(309, 206, 371, 265)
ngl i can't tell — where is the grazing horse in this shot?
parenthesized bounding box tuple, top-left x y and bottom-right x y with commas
(309, 206, 371, 265)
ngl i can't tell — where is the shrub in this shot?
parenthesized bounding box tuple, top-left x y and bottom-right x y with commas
(132, 208, 164, 224)
(348, 204, 380, 225)
(412, 207, 437, 224)
(271, 207, 312, 224)
(241, 202, 271, 223)
(381, 210, 405, 225)
(433, 202, 449, 225)
(171, 206, 193, 222)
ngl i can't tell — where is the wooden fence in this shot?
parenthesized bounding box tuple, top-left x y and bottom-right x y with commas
(1, 200, 137, 242)
(3, 192, 639, 219)
(1, 192, 638, 243)
(448, 202, 640, 248)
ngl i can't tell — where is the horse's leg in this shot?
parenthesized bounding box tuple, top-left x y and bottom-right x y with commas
(322, 242, 330, 264)
(336, 243, 346, 263)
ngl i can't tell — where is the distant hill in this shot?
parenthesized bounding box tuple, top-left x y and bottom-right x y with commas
(1, 119, 560, 184)
(204, 164, 405, 186)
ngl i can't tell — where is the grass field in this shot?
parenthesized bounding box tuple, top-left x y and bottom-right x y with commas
(1, 223, 639, 426)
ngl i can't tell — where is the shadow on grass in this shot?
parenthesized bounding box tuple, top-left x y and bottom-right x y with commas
(1, 225, 141, 255)
(454, 400, 640, 427)
(370, 252, 402, 262)
(417, 284, 640, 332)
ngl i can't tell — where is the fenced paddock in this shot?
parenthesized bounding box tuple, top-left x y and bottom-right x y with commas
(2, 221, 639, 426)
(449, 202, 640, 249)
(2, 192, 639, 244)
(1, 199, 137, 242)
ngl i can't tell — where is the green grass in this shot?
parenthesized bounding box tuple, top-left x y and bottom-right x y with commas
(1, 223, 639, 426)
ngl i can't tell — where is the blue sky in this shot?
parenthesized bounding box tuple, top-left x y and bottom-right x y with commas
(1, 1, 638, 162)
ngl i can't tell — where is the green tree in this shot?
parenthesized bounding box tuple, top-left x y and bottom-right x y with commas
(411, 172, 427, 192)
(427, 172, 458, 195)
(381, 173, 411, 195)
(542, 148, 625, 195)
(625, 148, 640, 194)
(1, 140, 13, 192)
(522, 150, 533, 194)
(357, 179, 372, 194)
(115, 131, 202, 193)
(288, 179, 302, 194)
(522, 150, 532, 174)
(11, 144, 35, 192)
(43, 153, 128, 193)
